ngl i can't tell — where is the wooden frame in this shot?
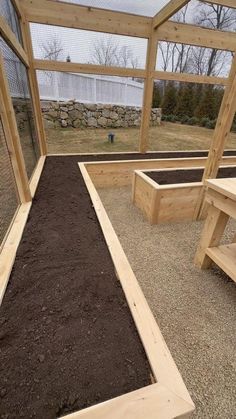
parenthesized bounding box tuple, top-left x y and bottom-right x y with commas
(132, 168, 204, 224)
(82, 156, 236, 189)
(201, 0, 236, 8)
(0, 15, 29, 67)
(153, 0, 190, 30)
(0, 156, 45, 305)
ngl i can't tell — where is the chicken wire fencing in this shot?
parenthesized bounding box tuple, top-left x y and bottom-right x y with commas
(0, 116, 19, 247)
(0, 0, 22, 44)
(0, 37, 40, 180)
(36, 71, 144, 106)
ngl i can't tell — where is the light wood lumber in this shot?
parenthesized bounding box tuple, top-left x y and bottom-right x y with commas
(0, 155, 45, 305)
(155, 21, 236, 52)
(0, 16, 29, 67)
(20, 0, 151, 38)
(139, 35, 158, 153)
(20, 20, 47, 155)
(201, 0, 236, 8)
(33, 59, 147, 79)
(60, 382, 193, 419)
(153, 70, 228, 86)
(153, 0, 190, 29)
(79, 162, 194, 413)
(0, 53, 31, 203)
(206, 244, 236, 283)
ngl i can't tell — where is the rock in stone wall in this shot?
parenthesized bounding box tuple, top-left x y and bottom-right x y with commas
(41, 100, 162, 129)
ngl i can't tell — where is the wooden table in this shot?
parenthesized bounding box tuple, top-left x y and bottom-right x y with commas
(194, 178, 236, 283)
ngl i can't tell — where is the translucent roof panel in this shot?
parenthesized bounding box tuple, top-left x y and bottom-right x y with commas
(56, 0, 171, 17)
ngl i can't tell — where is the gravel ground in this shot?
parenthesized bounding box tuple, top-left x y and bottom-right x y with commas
(98, 186, 236, 419)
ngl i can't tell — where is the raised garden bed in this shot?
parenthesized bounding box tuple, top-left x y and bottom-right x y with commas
(132, 166, 236, 224)
(0, 154, 195, 419)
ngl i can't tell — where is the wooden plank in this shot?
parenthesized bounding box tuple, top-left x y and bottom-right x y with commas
(153, 0, 190, 29)
(155, 21, 236, 52)
(0, 16, 29, 67)
(79, 162, 194, 412)
(60, 382, 193, 419)
(139, 35, 158, 153)
(0, 155, 45, 304)
(206, 244, 236, 283)
(20, 20, 47, 155)
(11, 0, 24, 19)
(0, 203, 31, 305)
(201, 0, 236, 8)
(205, 178, 236, 201)
(153, 70, 228, 86)
(85, 156, 236, 188)
(33, 59, 147, 79)
(205, 188, 236, 219)
(194, 205, 229, 269)
(132, 171, 158, 224)
(21, 0, 151, 38)
(0, 53, 31, 203)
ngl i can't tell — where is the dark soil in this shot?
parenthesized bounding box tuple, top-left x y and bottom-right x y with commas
(146, 166, 236, 185)
(1, 151, 236, 419)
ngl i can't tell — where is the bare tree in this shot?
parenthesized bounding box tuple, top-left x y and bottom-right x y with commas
(89, 36, 139, 68)
(41, 34, 64, 61)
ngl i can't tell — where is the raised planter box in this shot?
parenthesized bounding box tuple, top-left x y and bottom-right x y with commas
(132, 166, 236, 224)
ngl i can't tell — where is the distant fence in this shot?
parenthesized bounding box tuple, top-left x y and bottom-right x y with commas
(36, 71, 144, 107)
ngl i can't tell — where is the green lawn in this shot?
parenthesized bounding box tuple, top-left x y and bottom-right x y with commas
(45, 122, 236, 154)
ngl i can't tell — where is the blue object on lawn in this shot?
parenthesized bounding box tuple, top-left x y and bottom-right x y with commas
(108, 132, 115, 143)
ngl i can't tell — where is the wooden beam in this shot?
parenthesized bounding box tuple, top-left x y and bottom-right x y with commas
(139, 33, 158, 153)
(0, 16, 29, 67)
(0, 53, 31, 203)
(202, 55, 236, 181)
(20, 0, 151, 38)
(156, 21, 236, 52)
(153, 70, 228, 86)
(20, 21, 47, 155)
(153, 0, 190, 29)
(201, 0, 236, 8)
(11, 0, 24, 19)
(33, 59, 147, 79)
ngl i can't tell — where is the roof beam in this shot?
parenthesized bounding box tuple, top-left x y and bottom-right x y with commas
(200, 0, 236, 8)
(156, 21, 236, 51)
(33, 59, 147, 79)
(153, 0, 190, 30)
(20, 0, 151, 38)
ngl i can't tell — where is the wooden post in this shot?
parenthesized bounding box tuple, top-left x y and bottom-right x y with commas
(139, 33, 158, 153)
(195, 55, 236, 218)
(20, 18, 47, 156)
(0, 54, 31, 203)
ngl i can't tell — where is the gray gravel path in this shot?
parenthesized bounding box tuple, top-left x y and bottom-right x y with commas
(98, 186, 236, 419)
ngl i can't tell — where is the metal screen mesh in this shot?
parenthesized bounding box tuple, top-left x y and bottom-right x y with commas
(0, 37, 40, 179)
(0, 116, 19, 246)
(0, 0, 22, 44)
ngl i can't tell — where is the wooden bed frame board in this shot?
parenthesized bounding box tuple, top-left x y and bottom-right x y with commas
(68, 162, 195, 419)
(0, 156, 46, 305)
(132, 165, 236, 224)
(83, 156, 236, 189)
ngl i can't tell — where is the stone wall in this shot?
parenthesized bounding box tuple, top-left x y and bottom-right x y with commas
(41, 100, 162, 129)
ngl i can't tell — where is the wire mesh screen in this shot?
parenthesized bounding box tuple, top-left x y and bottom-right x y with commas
(0, 37, 40, 179)
(156, 42, 233, 78)
(0, 0, 22, 44)
(30, 23, 147, 69)
(54, 0, 168, 16)
(170, 0, 236, 33)
(0, 115, 19, 246)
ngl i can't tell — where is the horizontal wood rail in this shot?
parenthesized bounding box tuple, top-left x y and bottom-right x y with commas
(153, 70, 228, 86)
(201, 0, 236, 8)
(0, 16, 29, 67)
(33, 59, 147, 79)
(21, 0, 151, 38)
(156, 21, 236, 52)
